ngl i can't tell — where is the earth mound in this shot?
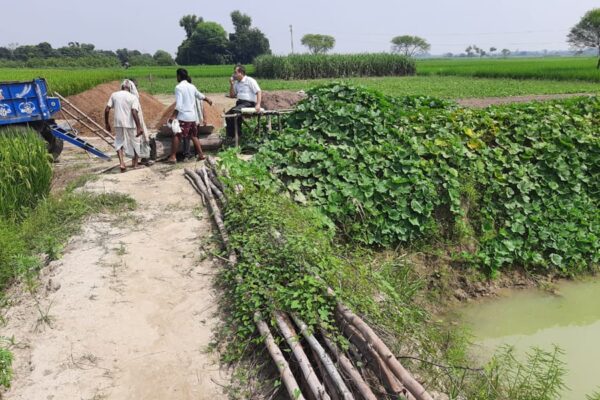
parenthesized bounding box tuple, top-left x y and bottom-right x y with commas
(65, 81, 166, 135)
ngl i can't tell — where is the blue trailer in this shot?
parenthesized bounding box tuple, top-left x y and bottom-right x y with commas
(0, 78, 110, 160)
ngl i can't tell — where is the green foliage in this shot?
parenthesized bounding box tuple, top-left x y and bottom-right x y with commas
(176, 21, 230, 65)
(255, 82, 600, 274)
(254, 53, 416, 79)
(0, 128, 52, 220)
(152, 50, 176, 66)
(218, 151, 338, 358)
(568, 9, 600, 57)
(179, 14, 202, 40)
(417, 57, 600, 82)
(300, 34, 336, 55)
(228, 10, 271, 64)
(0, 347, 12, 389)
(391, 35, 431, 57)
(467, 345, 566, 400)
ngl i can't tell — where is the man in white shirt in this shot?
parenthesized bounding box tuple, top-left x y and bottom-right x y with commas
(167, 68, 213, 164)
(104, 81, 144, 172)
(226, 64, 262, 139)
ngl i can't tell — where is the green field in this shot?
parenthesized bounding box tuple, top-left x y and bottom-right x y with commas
(136, 75, 600, 99)
(2, 57, 600, 98)
(417, 56, 600, 81)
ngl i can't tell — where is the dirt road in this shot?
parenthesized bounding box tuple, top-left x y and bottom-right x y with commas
(1, 164, 229, 399)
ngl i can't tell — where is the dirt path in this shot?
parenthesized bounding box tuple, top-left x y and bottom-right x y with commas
(1, 164, 229, 399)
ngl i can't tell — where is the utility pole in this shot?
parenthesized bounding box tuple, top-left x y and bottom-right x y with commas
(289, 24, 294, 54)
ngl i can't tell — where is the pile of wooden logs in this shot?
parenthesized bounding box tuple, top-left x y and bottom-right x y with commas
(184, 158, 433, 400)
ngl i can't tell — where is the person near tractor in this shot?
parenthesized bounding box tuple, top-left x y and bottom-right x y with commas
(225, 64, 262, 140)
(104, 80, 144, 172)
(166, 68, 213, 164)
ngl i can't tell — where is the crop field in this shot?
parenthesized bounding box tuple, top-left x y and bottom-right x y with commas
(2, 57, 600, 98)
(134, 75, 600, 99)
(418, 56, 600, 81)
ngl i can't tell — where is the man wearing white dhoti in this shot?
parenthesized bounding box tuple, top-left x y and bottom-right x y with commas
(104, 81, 144, 172)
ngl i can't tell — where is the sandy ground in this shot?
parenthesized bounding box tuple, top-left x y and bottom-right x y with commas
(1, 163, 230, 399)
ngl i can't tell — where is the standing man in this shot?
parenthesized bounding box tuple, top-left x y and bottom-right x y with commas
(226, 64, 262, 140)
(167, 68, 213, 164)
(104, 80, 144, 172)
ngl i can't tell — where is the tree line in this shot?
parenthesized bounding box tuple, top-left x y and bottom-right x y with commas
(0, 42, 175, 68)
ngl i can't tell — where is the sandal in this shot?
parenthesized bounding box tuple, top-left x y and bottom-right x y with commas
(166, 159, 177, 165)
(120, 166, 127, 173)
(197, 155, 206, 161)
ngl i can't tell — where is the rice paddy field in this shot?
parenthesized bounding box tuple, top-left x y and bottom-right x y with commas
(417, 56, 600, 81)
(1, 56, 600, 98)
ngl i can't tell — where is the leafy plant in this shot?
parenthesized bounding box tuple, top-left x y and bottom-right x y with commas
(254, 82, 600, 275)
(0, 347, 12, 389)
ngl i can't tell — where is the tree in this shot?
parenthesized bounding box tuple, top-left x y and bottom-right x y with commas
(301, 34, 335, 54)
(568, 8, 600, 68)
(153, 50, 176, 66)
(489, 47, 497, 55)
(231, 10, 251, 32)
(179, 15, 202, 40)
(0, 47, 12, 59)
(501, 48, 511, 57)
(36, 42, 55, 58)
(228, 10, 271, 64)
(116, 48, 131, 64)
(176, 21, 229, 64)
(390, 35, 430, 57)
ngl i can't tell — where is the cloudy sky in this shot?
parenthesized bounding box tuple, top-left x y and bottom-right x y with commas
(1, 0, 598, 56)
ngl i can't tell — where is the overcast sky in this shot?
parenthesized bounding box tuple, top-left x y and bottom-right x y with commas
(1, 0, 598, 56)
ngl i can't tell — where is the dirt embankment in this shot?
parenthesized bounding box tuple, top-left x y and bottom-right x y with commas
(260, 90, 306, 110)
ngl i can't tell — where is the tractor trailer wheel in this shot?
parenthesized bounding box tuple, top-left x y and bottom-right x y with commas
(34, 121, 64, 161)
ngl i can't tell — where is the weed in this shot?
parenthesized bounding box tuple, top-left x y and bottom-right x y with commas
(0, 347, 12, 389)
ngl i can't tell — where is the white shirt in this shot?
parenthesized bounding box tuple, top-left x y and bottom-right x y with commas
(234, 76, 261, 103)
(107, 90, 140, 128)
(175, 80, 206, 122)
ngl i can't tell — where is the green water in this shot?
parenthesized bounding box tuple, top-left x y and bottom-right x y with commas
(461, 280, 600, 399)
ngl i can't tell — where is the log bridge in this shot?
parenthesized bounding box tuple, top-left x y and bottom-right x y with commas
(184, 158, 434, 400)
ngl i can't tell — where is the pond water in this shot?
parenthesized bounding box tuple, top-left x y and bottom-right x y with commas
(460, 279, 600, 400)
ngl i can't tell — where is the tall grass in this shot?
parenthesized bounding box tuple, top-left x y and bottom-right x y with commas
(254, 53, 415, 79)
(0, 128, 52, 221)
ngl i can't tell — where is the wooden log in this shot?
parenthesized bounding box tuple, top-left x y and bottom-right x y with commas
(311, 346, 342, 400)
(197, 168, 227, 206)
(321, 333, 378, 400)
(184, 168, 231, 253)
(154, 132, 223, 160)
(274, 312, 330, 400)
(336, 303, 430, 400)
(255, 312, 306, 400)
(184, 174, 205, 205)
(341, 321, 412, 400)
(291, 315, 355, 400)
